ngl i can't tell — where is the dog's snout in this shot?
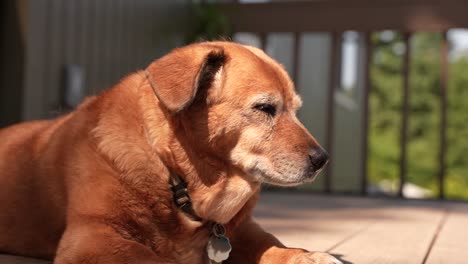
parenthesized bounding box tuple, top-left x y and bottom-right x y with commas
(308, 147, 329, 172)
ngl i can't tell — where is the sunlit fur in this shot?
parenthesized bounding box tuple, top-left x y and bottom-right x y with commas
(0, 41, 338, 264)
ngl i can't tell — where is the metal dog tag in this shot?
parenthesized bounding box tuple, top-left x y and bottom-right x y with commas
(207, 235, 232, 263)
(206, 224, 231, 263)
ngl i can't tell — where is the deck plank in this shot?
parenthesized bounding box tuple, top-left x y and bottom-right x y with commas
(425, 205, 468, 264)
(255, 193, 397, 252)
(328, 205, 445, 264)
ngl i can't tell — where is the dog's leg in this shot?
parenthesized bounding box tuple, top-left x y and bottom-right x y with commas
(227, 218, 342, 264)
(54, 223, 164, 264)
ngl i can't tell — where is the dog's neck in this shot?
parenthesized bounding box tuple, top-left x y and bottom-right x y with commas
(163, 138, 260, 224)
(190, 171, 260, 224)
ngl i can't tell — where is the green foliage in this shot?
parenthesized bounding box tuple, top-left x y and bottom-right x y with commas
(185, 2, 232, 44)
(369, 31, 468, 199)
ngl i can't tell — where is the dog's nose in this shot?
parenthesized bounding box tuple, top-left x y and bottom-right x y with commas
(308, 147, 329, 172)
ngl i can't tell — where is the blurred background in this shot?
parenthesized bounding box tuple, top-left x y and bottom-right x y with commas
(2, 0, 468, 200)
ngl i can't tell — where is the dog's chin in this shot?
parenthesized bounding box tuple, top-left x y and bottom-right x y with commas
(250, 169, 320, 187)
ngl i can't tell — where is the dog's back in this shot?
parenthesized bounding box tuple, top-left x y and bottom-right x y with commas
(0, 118, 71, 258)
(0, 73, 146, 259)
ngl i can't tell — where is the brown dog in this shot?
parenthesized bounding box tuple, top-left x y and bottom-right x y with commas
(0, 41, 341, 264)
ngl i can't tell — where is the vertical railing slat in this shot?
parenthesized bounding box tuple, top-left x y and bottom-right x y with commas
(292, 32, 301, 87)
(260, 33, 267, 52)
(325, 32, 340, 193)
(399, 32, 412, 198)
(361, 32, 372, 195)
(438, 31, 449, 199)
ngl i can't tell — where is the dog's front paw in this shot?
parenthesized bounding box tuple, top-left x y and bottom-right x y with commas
(293, 252, 343, 264)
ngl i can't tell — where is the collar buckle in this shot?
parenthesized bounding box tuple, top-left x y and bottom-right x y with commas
(170, 173, 202, 222)
(171, 181, 190, 208)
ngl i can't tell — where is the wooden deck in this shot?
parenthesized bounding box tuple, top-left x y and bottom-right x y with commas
(255, 192, 468, 264)
(1, 192, 468, 264)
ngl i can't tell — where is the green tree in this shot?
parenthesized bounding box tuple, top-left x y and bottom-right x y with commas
(369, 31, 468, 199)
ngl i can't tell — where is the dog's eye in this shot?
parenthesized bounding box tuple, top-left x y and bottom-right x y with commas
(254, 103, 276, 116)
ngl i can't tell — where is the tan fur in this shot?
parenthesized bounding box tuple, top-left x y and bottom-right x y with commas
(0, 41, 339, 264)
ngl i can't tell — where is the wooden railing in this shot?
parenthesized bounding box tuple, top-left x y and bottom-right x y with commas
(215, 0, 468, 199)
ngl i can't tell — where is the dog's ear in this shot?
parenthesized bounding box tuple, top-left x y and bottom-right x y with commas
(145, 45, 226, 113)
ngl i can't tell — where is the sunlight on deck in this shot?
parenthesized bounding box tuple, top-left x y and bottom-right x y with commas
(255, 192, 468, 264)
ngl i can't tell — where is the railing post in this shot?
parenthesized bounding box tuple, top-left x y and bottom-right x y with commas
(361, 32, 372, 195)
(399, 32, 411, 198)
(260, 33, 267, 52)
(438, 31, 449, 199)
(325, 32, 340, 193)
(292, 32, 301, 86)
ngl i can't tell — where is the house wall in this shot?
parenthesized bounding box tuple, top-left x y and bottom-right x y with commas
(22, 0, 189, 121)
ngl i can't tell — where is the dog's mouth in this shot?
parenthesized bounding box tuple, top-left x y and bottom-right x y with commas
(233, 152, 325, 187)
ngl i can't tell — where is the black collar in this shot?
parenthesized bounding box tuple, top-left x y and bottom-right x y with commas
(170, 173, 203, 222)
(169, 172, 232, 263)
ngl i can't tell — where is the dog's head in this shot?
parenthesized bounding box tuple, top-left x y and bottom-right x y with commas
(146, 42, 328, 186)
